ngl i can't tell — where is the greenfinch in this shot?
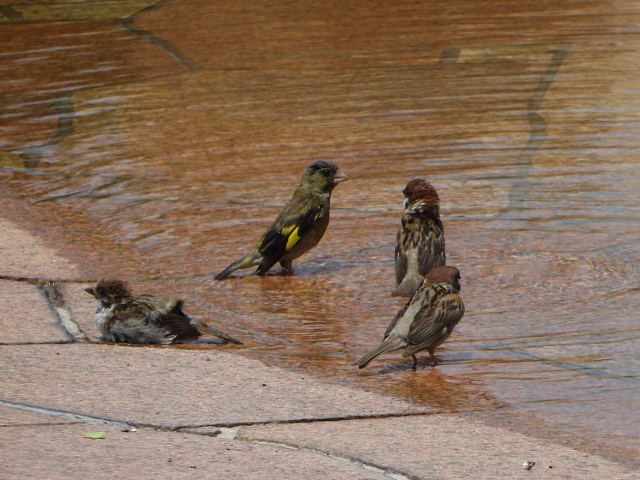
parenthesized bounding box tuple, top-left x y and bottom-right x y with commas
(356, 266, 464, 369)
(393, 179, 446, 296)
(214, 161, 348, 279)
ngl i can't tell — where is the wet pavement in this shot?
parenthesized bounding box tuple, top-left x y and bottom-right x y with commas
(1, 214, 637, 479)
(2, 0, 640, 477)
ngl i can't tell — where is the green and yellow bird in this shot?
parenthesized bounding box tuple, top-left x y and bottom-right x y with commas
(214, 161, 348, 280)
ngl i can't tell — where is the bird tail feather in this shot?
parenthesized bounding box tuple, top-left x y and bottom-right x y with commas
(196, 321, 243, 345)
(355, 339, 402, 369)
(392, 273, 424, 297)
(214, 252, 261, 280)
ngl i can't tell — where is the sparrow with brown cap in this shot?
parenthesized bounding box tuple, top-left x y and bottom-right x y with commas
(356, 266, 464, 369)
(393, 178, 446, 297)
(85, 279, 242, 345)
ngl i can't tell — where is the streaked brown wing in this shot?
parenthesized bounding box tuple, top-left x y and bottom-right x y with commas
(418, 219, 446, 276)
(133, 295, 199, 341)
(394, 227, 407, 285)
(135, 294, 183, 315)
(405, 289, 464, 350)
(157, 312, 200, 341)
(384, 282, 430, 339)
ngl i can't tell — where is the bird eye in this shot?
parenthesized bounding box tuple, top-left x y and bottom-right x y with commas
(320, 168, 330, 175)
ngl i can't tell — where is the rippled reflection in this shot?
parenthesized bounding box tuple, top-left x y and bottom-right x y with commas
(1, 0, 639, 464)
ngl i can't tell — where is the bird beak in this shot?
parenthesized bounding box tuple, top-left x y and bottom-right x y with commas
(85, 287, 96, 297)
(333, 171, 349, 184)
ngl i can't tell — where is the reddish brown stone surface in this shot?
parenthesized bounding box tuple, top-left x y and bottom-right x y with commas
(0, 405, 78, 426)
(234, 415, 638, 480)
(1, 424, 389, 480)
(1, 344, 422, 428)
(2, 0, 640, 476)
(0, 218, 80, 280)
(59, 281, 103, 341)
(0, 280, 68, 344)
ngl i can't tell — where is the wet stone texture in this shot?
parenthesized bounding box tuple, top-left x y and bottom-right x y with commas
(0, 218, 81, 280)
(1, 0, 640, 476)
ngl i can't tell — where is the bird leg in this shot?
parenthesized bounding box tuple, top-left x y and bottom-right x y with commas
(411, 354, 418, 370)
(427, 347, 438, 366)
(280, 259, 294, 275)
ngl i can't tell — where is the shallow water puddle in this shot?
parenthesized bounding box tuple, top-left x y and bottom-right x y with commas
(2, 0, 639, 464)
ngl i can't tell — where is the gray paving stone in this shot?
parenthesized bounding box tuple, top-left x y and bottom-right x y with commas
(234, 415, 638, 480)
(0, 280, 69, 344)
(0, 405, 78, 426)
(1, 344, 423, 429)
(0, 423, 389, 480)
(59, 281, 102, 341)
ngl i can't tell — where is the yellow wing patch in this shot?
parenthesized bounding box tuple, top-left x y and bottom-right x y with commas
(281, 226, 301, 251)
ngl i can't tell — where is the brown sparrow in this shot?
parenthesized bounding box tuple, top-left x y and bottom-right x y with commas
(85, 279, 242, 345)
(393, 179, 446, 296)
(357, 266, 464, 369)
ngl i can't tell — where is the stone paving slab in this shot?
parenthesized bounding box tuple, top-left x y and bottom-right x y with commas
(233, 415, 638, 480)
(0, 218, 81, 279)
(0, 405, 78, 426)
(59, 281, 102, 341)
(0, 423, 388, 480)
(0, 280, 69, 344)
(2, 344, 424, 429)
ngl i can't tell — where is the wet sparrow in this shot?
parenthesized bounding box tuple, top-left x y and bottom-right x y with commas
(85, 279, 242, 345)
(356, 266, 464, 369)
(393, 179, 446, 296)
(215, 161, 348, 279)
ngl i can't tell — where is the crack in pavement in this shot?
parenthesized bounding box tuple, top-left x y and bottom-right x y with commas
(0, 399, 435, 432)
(175, 411, 435, 430)
(238, 436, 419, 480)
(0, 400, 135, 430)
(0, 399, 428, 480)
(37, 281, 90, 343)
(0, 275, 96, 284)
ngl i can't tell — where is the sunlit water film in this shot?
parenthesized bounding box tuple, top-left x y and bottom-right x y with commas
(1, 0, 639, 466)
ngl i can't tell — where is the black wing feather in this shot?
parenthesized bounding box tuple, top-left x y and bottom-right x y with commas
(257, 196, 323, 272)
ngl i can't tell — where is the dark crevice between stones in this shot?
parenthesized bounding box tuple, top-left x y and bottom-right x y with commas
(1, 400, 421, 479)
(118, 18, 200, 72)
(1, 422, 84, 428)
(37, 281, 90, 343)
(237, 438, 421, 480)
(0, 275, 96, 284)
(0, 400, 160, 431)
(176, 410, 435, 432)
